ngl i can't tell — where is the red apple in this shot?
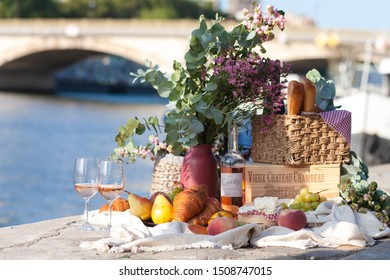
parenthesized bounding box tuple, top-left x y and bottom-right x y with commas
(277, 209, 307, 231)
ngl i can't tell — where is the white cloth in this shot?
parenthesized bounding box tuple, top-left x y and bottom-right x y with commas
(81, 210, 260, 253)
(80, 200, 390, 253)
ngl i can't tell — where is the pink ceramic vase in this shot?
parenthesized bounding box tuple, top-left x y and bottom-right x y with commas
(180, 144, 218, 198)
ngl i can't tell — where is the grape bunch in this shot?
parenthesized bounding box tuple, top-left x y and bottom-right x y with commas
(289, 187, 327, 212)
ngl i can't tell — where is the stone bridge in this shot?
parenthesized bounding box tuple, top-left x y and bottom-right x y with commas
(0, 19, 380, 92)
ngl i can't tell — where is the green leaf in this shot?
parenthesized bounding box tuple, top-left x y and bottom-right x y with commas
(157, 81, 174, 98)
(187, 118, 204, 134)
(136, 69, 146, 77)
(165, 130, 179, 145)
(118, 126, 128, 135)
(186, 61, 199, 70)
(210, 22, 225, 35)
(171, 142, 185, 156)
(219, 30, 229, 50)
(201, 30, 215, 49)
(184, 137, 199, 147)
(209, 107, 224, 125)
(246, 30, 257, 41)
(326, 80, 336, 96)
(317, 99, 329, 111)
(148, 116, 159, 127)
(169, 87, 182, 101)
(177, 118, 191, 131)
(343, 164, 359, 175)
(203, 82, 217, 92)
(115, 135, 125, 147)
(178, 137, 189, 143)
(306, 69, 322, 83)
(135, 123, 146, 135)
(172, 60, 183, 71)
(171, 71, 181, 82)
(125, 118, 140, 131)
(199, 17, 207, 33)
(320, 87, 333, 100)
(153, 145, 159, 155)
(184, 50, 205, 63)
(126, 141, 135, 153)
(190, 92, 203, 103)
(189, 35, 203, 52)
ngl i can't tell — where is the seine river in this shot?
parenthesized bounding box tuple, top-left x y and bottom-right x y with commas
(0, 91, 167, 227)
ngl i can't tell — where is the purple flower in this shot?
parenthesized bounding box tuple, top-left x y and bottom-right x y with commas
(212, 49, 290, 121)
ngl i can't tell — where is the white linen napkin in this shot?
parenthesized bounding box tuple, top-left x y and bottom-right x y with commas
(80, 201, 390, 253)
(251, 200, 389, 249)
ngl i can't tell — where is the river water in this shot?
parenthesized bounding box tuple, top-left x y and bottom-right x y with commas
(0, 91, 168, 227)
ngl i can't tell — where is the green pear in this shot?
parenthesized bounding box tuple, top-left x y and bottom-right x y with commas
(127, 193, 153, 221)
(151, 194, 174, 224)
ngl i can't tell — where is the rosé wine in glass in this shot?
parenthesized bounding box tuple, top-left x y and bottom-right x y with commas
(73, 157, 99, 231)
(98, 160, 125, 233)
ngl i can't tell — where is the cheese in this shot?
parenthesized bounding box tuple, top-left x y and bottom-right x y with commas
(238, 205, 257, 213)
(254, 196, 278, 210)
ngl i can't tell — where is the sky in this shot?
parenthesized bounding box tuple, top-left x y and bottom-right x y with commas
(261, 0, 388, 31)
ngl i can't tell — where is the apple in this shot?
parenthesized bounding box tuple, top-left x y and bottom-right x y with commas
(277, 209, 307, 231)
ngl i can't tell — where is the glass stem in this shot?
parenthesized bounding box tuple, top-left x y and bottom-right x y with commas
(109, 201, 113, 230)
(84, 197, 90, 223)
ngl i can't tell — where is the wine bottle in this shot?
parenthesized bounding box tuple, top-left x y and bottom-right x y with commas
(220, 123, 245, 210)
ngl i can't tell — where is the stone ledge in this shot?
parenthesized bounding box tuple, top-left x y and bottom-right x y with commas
(0, 215, 389, 260)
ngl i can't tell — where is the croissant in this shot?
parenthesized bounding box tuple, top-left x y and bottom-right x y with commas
(99, 198, 129, 212)
(173, 184, 208, 222)
(187, 197, 222, 226)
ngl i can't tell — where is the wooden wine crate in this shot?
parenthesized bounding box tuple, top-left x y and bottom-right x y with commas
(244, 162, 340, 202)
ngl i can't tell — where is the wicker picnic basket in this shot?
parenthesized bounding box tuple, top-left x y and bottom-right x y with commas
(251, 114, 350, 165)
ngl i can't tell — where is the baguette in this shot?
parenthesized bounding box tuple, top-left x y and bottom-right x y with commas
(301, 77, 316, 112)
(287, 80, 304, 115)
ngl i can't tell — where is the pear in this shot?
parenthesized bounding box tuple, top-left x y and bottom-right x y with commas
(151, 194, 174, 224)
(127, 193, 153, 221)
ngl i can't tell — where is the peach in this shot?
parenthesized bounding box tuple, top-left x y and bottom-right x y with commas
(208, 210, 234, 225)
(277, 209, 307, 231)
(207, 217, 237, 236)
(187, 224, 208, 235)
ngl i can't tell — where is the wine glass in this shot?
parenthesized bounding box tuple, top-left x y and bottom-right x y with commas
(97, 159, 125, 233)
(73, 157, 99, 231)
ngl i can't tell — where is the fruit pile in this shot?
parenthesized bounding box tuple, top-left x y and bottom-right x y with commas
(99, 185, 333, 235)
(99, 183, 238, 236)
(288, 187, 327, 212)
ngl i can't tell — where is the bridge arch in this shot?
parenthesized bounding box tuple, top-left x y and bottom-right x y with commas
(0, 36, 156, 93)
(0, 36, 149, 68)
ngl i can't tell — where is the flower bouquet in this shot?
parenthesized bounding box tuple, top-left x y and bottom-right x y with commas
(113, 4, 290, 163)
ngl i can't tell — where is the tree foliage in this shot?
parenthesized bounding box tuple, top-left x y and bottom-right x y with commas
(0, 0, 220, 19)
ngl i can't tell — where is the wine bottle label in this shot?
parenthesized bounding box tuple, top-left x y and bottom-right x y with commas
(221, 172, 243, 197)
